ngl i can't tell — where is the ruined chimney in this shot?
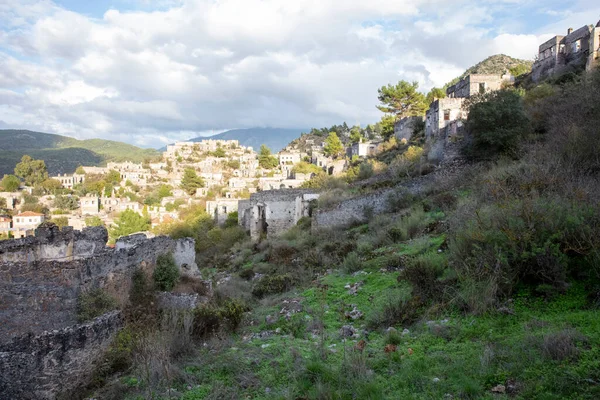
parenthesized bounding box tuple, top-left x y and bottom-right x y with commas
(568, 27, 574, 35)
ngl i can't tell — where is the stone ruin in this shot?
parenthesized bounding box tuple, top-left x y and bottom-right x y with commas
(0, 224, 200, 399)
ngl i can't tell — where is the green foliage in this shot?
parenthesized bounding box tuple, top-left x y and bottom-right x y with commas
(377, 80, 428, 118)
(258, 145, 278, 169)
(14, 155, 48, 186)
(40, 178, 62, 194)
(53, 195, 79, 210)
(51, 216, 69, 228)
(85, 216, 104, 227)
(465, 90, 530, 158)
(193, 298, 248, 337)
(105, 169, 121, 186)
(153, 253, 180, 291)
(211, 147, 226, 157)
(252, 274, 294, 298)
(226, 159, 240, 170)
(291, 161, 322, 175)
(109, 209, 151, 242)
(509, 63, 531, 77)
(223, 211, 238, 228)
(181, 168, 205, 195)
(75, 166, 86, 174)
(323, 132, 344, 158)
(378, 114, 396, 140)
(76, 288, 118, 322)
(349, 125, 363, 144)
(426, 87, 446, 103)
(0, 174, 20, 192)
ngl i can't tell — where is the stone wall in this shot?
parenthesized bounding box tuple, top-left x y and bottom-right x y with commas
(0, 225, 199, 342)
(238, 189, 319, 239)
(0, 311, 123, 400)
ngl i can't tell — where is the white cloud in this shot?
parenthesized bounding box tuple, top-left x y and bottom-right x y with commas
(0, 0, 597, 147)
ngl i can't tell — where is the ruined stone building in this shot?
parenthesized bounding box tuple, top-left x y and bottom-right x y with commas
(394, 116, 424, 142)
(80, 195, 100, 215)
(51, 173, 85, 189)
(12, 211, 45, 238)
(348, 141, 380, 158)
(446, 74, 509, 99)
(0, 216, 11, 235)
(425, 97, 466, 139)
(532, 21, 600, 82)
(206, 198, 240, 224)
(238, 189, 319, 239)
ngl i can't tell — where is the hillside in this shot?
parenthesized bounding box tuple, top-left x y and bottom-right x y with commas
(0, 130, 160, 176)
(166, 127, 307, 153)
(445, 54, 533, 88)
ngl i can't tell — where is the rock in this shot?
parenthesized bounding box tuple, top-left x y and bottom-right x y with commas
(432, 377, 440, 383)
(344, 281, 364, 295)
(384, 344, 397, 353)
(386, 327, 398, 334)
(491, 384, 506, 394)
(340, 325, 355, 338)
(275, 328, 282, 334)
(265, 315, 277, 325)
(402, 328, 410, 336)
(344, 305, 363, 320)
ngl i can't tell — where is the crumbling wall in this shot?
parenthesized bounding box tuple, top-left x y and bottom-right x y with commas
(0, 225, 199, 342)
(0, 311, 123, 400)
(313, 188, 395, 228)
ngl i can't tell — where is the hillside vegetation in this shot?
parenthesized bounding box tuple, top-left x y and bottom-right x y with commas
(0, 130, 160, 175)
(83, 65, 600, 400)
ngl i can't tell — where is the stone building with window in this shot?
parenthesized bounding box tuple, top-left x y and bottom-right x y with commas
(12, 211, 45, 238)
(532, 21, 600, 82)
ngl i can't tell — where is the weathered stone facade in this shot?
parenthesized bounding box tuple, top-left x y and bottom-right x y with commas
(425, 98, 466, 139)
(0, 311, 123, 400)
(394, 116, 424, 142)
(446, 74, 508, 98)
(238, 189, 319, 239)
(532, 21, 600, 82)
(0, 225, 200, 399)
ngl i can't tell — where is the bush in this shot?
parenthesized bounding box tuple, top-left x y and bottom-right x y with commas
(77, 288, 118, 322)
(449, 197, 600, 299)
(400, 252, 449, 302)
(153, 253, 180, 291)
(465, 89, 530, 159)
(342, 251, 362, 273)
(252, 274, 294, 298)
(193, 298, 248, 337)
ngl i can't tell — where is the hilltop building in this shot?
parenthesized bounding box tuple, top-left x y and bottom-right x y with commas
(52, 173, 85, 189)
(532, 21, 600, 82)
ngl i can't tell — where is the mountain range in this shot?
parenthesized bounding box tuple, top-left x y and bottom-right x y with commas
(0, 130, 160, 177)
(160, 127, 307, 153)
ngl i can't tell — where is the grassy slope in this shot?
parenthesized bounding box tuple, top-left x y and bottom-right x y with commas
(0, 130, 160, 175)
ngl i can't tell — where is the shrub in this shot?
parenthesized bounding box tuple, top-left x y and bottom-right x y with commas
(400, 252, 449, 302)
(193, 298, 248, 337)
(386, 187, 416, 212)
(465, 89, 530, 158)
(342, 251, 362, 273)
(77, 288, 118, 322)
(153, 253, 180, 291)
(367, 287, 421, 329)
(449, 197, 600, 298)
(252, 274, 294, 298)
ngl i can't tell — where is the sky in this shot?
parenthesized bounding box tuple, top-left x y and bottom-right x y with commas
(0, 0, 598, 148)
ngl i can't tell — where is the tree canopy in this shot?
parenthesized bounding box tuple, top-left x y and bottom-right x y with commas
(14, 155, 48, 187)
(323, 132, 345, 158)
(109, 209, 151, 242)
(377, 81, 428, 119)
(1, 174, 20, 192)
(426, 87, 446, 104)
(181, 168, 205, 195)
(258, 145, 279, 169)
(349, 126, 363, 144)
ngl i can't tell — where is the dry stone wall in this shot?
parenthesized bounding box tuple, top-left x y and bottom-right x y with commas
(0, 225, 200, 399)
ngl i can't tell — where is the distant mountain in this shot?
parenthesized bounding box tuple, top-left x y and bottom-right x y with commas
(160, 127, 307, 153)
(0, 130, 160, 176)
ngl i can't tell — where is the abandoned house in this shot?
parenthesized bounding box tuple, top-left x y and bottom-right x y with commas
(532, 21, 600, 82)
(206, 198, 240, 225)
(425, 98, 466, 138)
(446, 74, 511, 99)
(394, 116, 424, 142)
(238, 189, 320, 239)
